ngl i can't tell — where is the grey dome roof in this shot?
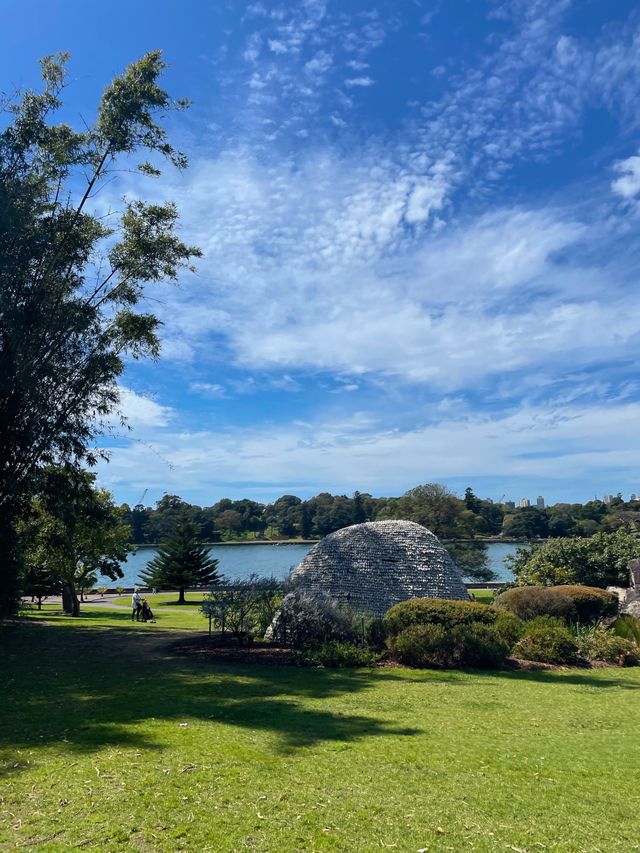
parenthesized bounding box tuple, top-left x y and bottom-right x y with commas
(290, 520, 469, 617)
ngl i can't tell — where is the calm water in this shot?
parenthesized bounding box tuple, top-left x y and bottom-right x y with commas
(103, 541, 520, 587)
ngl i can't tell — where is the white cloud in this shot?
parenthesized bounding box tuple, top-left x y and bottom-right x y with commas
(117, 145, 636, 392)
(115, 387, 173, 429)
(344, 76, 374, 88)
(189, 382, 226, 399)
(612, 152, 640, 199)
(268, 39, 288, 55)
(98, 398, 640, 502)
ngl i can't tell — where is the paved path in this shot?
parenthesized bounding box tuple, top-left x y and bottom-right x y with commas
(26, 594, 202, 615)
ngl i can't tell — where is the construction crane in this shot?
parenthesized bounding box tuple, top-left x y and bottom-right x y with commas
(136, 488, 148, 507)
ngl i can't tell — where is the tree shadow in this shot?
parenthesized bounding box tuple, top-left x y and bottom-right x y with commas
(0, 623, 421, 776)
(495, 668, 640, 690)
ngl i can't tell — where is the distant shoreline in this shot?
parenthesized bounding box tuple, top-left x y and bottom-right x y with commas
(130, 539, 321, 549)
(129, 537, 530, 548)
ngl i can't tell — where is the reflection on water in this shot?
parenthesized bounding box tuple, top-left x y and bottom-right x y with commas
(103, 541, 519, 587)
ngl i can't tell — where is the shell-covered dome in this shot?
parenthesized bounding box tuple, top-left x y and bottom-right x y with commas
(290, 520, 469, 617)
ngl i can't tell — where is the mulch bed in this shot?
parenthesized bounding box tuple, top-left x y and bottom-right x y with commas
(169, 637, 613, 671)
(170, 637, 300, 666)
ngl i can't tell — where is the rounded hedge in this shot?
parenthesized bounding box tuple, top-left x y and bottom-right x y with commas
(512, 618, 579, 664)
(494, 585, 618, 625)
(383, 597, 508, 638)
(391, 621, 510, 669)
(392, 623, 450, 667)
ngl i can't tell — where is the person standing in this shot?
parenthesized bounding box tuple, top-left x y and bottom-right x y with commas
(131, 589, 142, 621)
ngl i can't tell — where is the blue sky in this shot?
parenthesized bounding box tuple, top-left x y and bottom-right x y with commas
(4, 0, 640, 507)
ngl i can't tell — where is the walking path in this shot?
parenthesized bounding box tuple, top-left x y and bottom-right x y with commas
(26, 593, 201, 614)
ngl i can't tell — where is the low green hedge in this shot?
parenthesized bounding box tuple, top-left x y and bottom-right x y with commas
(391, 622, 510, 669)
(383, 597, 508, 638)
(495, 585, 618, 625)
(512, 617, 579, 664)
(300, 641, 379, 668)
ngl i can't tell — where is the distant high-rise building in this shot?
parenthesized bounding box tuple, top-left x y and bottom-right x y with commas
(536, 496, 545, 509)
(603, 494, 612, 505)
(504, 501, 515, 510)
(519, 498, 530, 508)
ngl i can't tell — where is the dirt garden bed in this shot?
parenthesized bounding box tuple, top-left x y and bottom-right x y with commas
(169, 636, 621, 671)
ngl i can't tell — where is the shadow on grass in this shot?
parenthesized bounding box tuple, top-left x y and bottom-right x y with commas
(496, 668, 640, 690)
(0, 622, 421, 773)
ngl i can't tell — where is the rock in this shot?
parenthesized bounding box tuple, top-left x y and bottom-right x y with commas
(287, 520, 469, 618)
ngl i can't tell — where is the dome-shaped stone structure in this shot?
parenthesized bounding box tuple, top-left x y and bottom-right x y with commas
(290, 520, 469, 617)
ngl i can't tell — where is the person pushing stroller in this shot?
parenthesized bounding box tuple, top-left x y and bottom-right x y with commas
(140, 598, 155, 623)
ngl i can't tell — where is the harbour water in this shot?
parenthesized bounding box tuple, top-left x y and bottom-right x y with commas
(103, 540, 521, 588)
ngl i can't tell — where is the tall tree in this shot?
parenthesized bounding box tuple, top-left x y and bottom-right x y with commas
(139, 518, 220, 604)
(20, 466, 130, 616)
(0, 52, 200, 616)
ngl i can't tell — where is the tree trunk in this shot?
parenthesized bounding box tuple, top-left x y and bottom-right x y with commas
(0, 505, 21, 618)
(178, 586, 185, 604)
(62, 582, 80, 616)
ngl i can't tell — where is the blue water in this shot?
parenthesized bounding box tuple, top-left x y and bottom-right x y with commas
(103, 541, 519, 587)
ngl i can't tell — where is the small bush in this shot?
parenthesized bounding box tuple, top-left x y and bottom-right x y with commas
(576, 628, 639, 666)
(495, 585, 618, 625)
(384, 597, 505, 638)
(392, 624, 450, 667)
(391, 622, 510, 669)
(363, 617, 387, 650)
(493, 613, 524, 647)
(450, 623, 511, 668)
(301, 641, 379, 668)
(271, 590, 354, 649)
(613, 615, 640, 645)
(513, 617, 579, 664)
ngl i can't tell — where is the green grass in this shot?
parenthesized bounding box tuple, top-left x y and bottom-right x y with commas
(22, 603, 204, 631)
(112, 592, 207, 609)
(1, 619, 639, 852)
(469, 588, 495, 603)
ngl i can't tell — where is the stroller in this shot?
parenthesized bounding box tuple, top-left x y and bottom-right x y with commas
(140, 599, 156, 623)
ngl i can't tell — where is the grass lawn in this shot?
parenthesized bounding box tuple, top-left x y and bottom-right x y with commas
(23, 603, 204, 631)
(469, 589, 495, 604)
(112, 593, 208, 609)
(1, 619, 639, 852)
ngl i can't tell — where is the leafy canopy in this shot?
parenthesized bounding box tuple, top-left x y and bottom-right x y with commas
(19, 465, 130, 615)
(0, 51, 200, 615)
(506, 529, 640, 588)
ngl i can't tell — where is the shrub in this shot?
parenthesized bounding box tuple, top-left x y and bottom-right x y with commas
(495, 585, 618, 625)
(383, 597, 505, 638)
(506, 530, 640, 587)
(363, 616, 387, 650)
(493, 613, 524, 647)
(613, 615, 640, 645)
(301, 641, 379, 668)
(392, 622, 510, 669)
(513, 617, 579, 664)
(271, 590, 354, 649)
(392, 624, 450, 667)
(577, 628, 639, 666)
(450, 623, 511, 668)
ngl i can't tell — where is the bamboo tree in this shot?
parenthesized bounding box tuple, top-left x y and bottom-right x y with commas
(0, 52, 201, 615)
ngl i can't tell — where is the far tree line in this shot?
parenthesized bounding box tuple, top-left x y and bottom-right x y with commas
(120, 485, 640, 545)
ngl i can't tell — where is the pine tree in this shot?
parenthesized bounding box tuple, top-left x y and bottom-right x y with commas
(139, 518, 220, 604)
